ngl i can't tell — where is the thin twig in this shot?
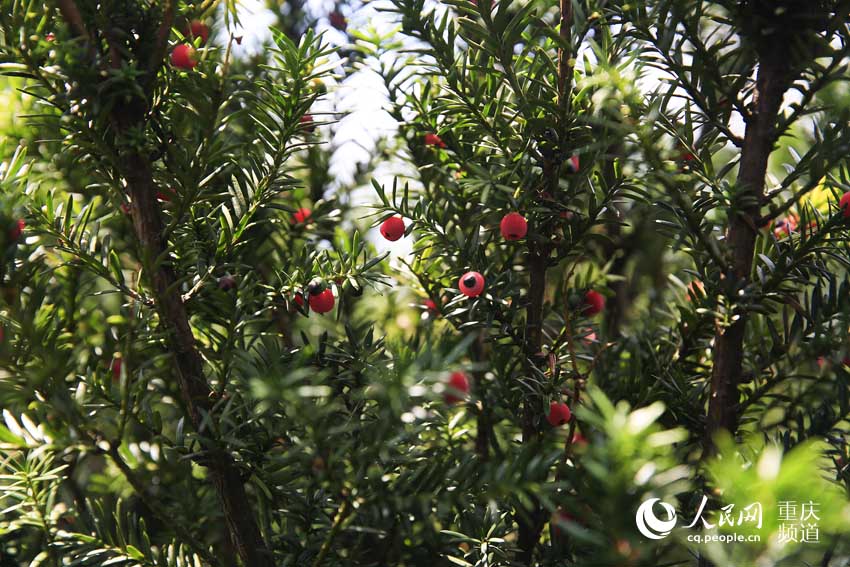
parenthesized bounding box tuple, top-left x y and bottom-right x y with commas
(311, 499, 353, 567)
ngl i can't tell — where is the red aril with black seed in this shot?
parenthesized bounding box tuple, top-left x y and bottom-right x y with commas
(300, 114, 316, 133)
(424, 299, 439, 314)
(380, 216, 405, 241)
(329, 11, 347, 31)
(772, 215, 798, 238)
(500, 212, 527, 241)
(547, 401, 571, 426)
(458, 271, 485, 297)
(110, 356, 122, 381)
(309, 289, 335, 314)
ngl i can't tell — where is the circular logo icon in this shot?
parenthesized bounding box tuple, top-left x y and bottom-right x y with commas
(635, 498, 677, 540)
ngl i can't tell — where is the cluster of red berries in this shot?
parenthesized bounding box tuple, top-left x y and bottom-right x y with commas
(171, 20, 209, 70)
(380, 140, 590, 303)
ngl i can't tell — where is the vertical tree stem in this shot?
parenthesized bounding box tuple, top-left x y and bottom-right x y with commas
(517, 2, 574, 562)
(472, 331, 492, 461)
(705, 54, 790, 451)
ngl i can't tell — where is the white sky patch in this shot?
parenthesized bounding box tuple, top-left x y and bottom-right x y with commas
(227, 0, 276, 56)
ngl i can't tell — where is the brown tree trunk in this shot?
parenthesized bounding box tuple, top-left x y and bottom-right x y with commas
(516, 246, 548, 565)
(705, 55, 791, 450)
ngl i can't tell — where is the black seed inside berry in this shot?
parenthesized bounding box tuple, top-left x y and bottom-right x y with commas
(308, 280, 325, 295)
(463, 276, 477, 288)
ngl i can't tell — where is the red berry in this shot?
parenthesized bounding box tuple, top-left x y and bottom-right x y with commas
(547, 401, 571, 426)
(582, 290, 605, 316)
(120, 203, 131, 215)
(293, 207, 312, 225)
(171, 44, 197, 70)
(110, 356, 122, 381)
(329, 11, 347, 31)
(444, 371, 470, 404)
(8, 219, 24, 241)
(499, 212, 527, 241)
(380, 216, 405, 241)
(300, 114, 316, 133)
(424, 298, 439, 314)
(840, 192, 850, 219)
(156, 191, 172, 202)
(45, 32, 55, 42)
(293, 293, 305, 308)
(565, 155, 579, 173)
(458, 271, 485, 297)
(424, 133, 446, 148)
(188, 20, 210, 46)
(308, 289, 335, 314)
(572, 431, 587, 445)
(0, 325, 5, 342)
